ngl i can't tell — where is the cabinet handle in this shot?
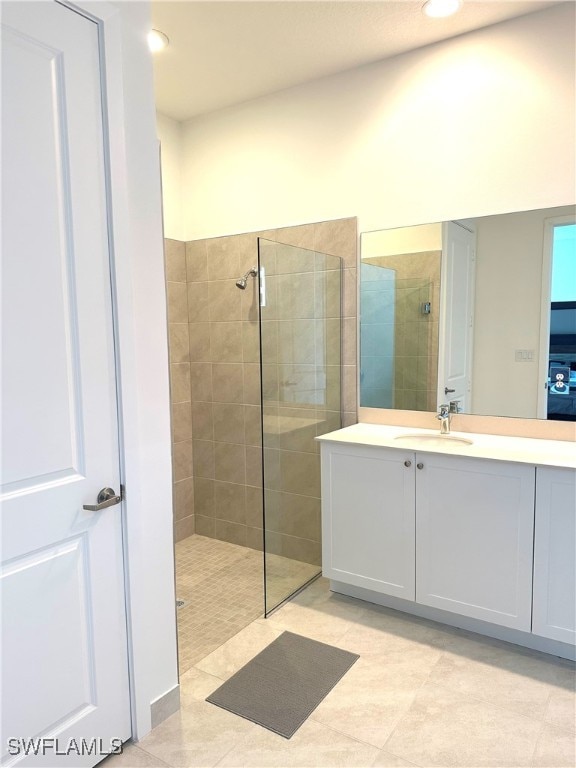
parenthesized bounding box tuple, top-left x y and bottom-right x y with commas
(417, 462, 424, 470)
(404, 460, 411, 467)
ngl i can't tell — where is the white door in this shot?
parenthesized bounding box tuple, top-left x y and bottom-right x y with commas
(415, 453, 535, 631)
(1, 2, 131, 765)
(438, 221, 476, 412)
(321, 444, 416, 600)
(532, 467, 576, 645)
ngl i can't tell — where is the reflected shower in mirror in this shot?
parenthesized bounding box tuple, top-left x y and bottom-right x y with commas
(360, 204, 576, 420)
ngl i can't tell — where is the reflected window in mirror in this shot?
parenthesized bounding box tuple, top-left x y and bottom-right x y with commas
(546, 221, 576, 421)
(360, 205, 576, 421)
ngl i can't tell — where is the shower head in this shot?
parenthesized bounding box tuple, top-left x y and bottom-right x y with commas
(236, 266, 257, 289)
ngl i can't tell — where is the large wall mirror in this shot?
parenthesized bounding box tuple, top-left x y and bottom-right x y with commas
(360, 205, 576, 421)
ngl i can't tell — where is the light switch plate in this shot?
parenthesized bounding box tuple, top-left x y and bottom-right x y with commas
(515, 349, 535, 362)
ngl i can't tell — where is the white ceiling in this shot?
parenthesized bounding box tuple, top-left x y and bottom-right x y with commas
(151, 1, 561, 121)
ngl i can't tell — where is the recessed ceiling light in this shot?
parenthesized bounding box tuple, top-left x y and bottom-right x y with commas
(422, 0, 462, 18)
(147, 29, 169, 53)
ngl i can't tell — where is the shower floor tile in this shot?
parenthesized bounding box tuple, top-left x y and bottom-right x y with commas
(175, 535, 263, 674)
(175, 535, 319, 674)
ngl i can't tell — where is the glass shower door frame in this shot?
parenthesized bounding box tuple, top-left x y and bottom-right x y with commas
(257, 238, 343, 617)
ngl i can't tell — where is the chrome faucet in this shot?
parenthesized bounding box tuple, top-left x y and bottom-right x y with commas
(437, 404, 451, 434)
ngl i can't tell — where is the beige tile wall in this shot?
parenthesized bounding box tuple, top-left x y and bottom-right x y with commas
(259, 244, 340, 567)
(165, 239, 195, 542)
(181, 218, 358, 562)
(185, 232, 262, 549)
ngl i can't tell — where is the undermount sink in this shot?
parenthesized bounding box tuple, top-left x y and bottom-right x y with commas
(393, 433, 474, 448)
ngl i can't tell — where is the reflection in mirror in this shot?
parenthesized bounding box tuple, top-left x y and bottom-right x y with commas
(360, 205, 576, 420)
(361, 224, 442, 412)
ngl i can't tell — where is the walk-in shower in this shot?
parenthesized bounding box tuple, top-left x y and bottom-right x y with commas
(165, 226, 347, 674)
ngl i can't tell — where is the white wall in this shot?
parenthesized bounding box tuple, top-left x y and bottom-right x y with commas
(107, 1, 177, 739)
(179, 4, 575, 241)
(472, 205, 575, 418)
(362, 223, 442, 259)
(157, 112, 184, 241)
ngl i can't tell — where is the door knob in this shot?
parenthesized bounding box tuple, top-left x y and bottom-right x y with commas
(404, 460, 412, 467)
(83, 487, 122, 511)
(417, 463, 424, 470)
(444, 387, 456, 394)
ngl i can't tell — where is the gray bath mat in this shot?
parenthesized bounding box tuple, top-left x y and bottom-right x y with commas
(206, 630, 359, 738)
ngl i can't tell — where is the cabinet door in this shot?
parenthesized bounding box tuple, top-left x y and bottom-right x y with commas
(416, 454, 535, 630)
(532, 467, 576, 644)
(321, 443, 415, 599)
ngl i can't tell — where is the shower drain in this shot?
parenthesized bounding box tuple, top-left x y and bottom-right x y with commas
(176, 599, 186, 609)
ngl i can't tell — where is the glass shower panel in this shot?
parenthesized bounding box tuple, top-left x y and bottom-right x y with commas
(258, 239, 342, 615)
(360, 262, 396, 409)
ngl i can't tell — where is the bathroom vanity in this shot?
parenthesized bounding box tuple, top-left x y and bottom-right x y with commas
(318, 424, 576, 659)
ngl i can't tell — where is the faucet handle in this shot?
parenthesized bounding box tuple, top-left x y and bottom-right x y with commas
(437, 404, 450, 418)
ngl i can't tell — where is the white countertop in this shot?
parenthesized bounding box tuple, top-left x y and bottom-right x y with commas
(317, 423, 576, 469)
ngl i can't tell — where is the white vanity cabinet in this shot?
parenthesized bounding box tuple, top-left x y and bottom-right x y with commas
(319, 424, 576, 657)
(321, 443, 416, 600)
(532, 467, 576, 644)
(415, 453, 535, 630)
(321, 442, 535, 631)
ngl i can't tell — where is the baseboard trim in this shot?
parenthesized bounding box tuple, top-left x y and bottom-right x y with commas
(330, 580, 576, 661)
(150, 684, 180, 730)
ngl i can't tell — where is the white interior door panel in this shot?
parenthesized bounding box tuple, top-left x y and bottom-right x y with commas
(1, 2, 131, 764)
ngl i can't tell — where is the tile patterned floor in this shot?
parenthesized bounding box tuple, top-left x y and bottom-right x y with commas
(108, 577, 575, 768)
(175, 536, 263, 673)
(175, 535, 319, 673)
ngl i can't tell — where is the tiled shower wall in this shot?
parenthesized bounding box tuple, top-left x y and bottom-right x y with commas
(185, 230, 264, 550)
(165, 239, 195, 541)
(165, 218, 357, 548)
(259, 241, 343, 566)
